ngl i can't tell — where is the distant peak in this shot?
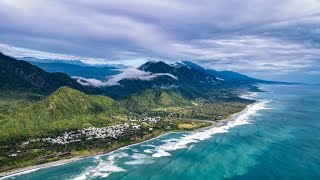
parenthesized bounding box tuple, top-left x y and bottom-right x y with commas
(142, 60, 168, 65)
(146, 60, 157, 64)
(138, 61, 174, 73)
(146, 60, 167, 65)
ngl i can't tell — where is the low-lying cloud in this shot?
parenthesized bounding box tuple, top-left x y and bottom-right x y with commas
(73, 69, 178, 87)
(73, 76, 110, 87)
(106, 69, 177, 86)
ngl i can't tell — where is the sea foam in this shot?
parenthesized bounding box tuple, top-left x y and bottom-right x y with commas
(73, 158, 126, 179)
(152, 149, 171, 158)
(124, 153, 155, 165)
(107, 152, 129, 161)
(144, 149, 153, 154)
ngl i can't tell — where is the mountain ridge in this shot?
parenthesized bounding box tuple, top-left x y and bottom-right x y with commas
(0, 52, 286, 99)
(0, 52, 90, 95)
(103, 60, 260, 99)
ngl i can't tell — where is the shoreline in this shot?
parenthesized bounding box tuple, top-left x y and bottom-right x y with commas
(0, 101, 255, 178)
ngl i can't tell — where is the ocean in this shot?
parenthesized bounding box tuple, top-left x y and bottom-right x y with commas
(3, 84, 320, 180)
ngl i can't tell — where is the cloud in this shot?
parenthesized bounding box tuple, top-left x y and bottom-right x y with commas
(73, 69, 177, 87)
(0, 43, 145, 66)
(73, 76, 110, 87)
(0, 0, 320, 80)
(172, 36, 320, 74)
(106, 69, 177, 86)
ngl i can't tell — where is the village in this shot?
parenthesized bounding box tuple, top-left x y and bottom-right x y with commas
(7, 115, 211, 159)
(41, 116, 161, 145)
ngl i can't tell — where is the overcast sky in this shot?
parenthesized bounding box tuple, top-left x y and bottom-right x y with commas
(0, 0, 320, 82)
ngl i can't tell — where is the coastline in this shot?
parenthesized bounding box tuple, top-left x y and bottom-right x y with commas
(0, 100, 256, 178)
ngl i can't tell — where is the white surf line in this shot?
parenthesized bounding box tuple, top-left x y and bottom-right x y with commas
(0, 168, 40, 179)
(151, 99, 270, 158)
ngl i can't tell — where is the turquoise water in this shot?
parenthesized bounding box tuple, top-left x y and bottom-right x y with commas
(4, 84, 320, 180)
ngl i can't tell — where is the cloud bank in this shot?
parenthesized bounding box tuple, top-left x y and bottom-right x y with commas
(0, 0, 319, 81)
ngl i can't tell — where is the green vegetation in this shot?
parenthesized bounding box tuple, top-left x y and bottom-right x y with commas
(0, 86, 252, 147)
(122, 89, 253, 120)
(0, 91, 43, 123)
(121, 89, 190, 114)
(0, 87, 127, 143)
(0, 87, 253, 174)
(175, 100, 252, 120)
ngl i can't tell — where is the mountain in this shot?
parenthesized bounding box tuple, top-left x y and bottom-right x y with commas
(181, 61, 273, 84)
(138, 61, 175, 73)
(138, 61, 221, 86)
(18, 57, 125, 80)
(19, 57, 128, 69)
(0, 52, 92, 95)
(28, 62, 121, 80)
(103, 61, 223, 99)
(0, 86, 126, 141)
(19, 57, 87, 66)
(104, 75, 179, 99)
(102, 60, 285, 99)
